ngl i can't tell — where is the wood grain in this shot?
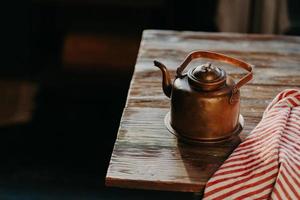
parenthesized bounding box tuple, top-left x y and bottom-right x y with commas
(106, 30, 300, 193)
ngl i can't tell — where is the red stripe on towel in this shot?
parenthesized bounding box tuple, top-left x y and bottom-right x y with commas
(203, 89, 300, 200)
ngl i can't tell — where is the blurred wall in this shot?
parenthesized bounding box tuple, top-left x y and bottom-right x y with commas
(216, 0, 299, 34)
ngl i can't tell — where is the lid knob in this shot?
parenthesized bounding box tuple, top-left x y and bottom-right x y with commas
(188, 63, 226, 91)
(192, 63, 223, 82)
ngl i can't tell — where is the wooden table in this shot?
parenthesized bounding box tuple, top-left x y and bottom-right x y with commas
(106, 30, 300, 193)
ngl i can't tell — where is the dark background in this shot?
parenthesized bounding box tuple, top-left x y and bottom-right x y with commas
(0, 0, 299, 199)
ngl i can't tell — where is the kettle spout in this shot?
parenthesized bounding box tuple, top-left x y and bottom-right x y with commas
(154, 60, 172, 98)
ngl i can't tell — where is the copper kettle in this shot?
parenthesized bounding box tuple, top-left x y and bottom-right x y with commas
(154, 51, 253, 143)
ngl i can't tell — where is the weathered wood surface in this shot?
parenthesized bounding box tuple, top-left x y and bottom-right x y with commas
(106, 30, 300, 193)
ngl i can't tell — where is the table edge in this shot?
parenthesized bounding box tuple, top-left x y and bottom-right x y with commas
(105, 177, 205, 193)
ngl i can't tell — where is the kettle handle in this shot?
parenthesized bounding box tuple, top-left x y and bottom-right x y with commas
(176, 51, 253, 91)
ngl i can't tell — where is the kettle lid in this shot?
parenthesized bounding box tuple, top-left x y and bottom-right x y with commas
(188, 63, 226, 91)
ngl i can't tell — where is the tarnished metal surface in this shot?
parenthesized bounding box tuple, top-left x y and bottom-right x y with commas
(154, 51, 252, 142)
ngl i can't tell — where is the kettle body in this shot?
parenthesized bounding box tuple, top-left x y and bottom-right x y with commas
(154, 51, 253, 142)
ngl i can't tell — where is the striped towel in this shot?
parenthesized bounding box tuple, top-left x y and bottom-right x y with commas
(203, 89, 300, 200)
